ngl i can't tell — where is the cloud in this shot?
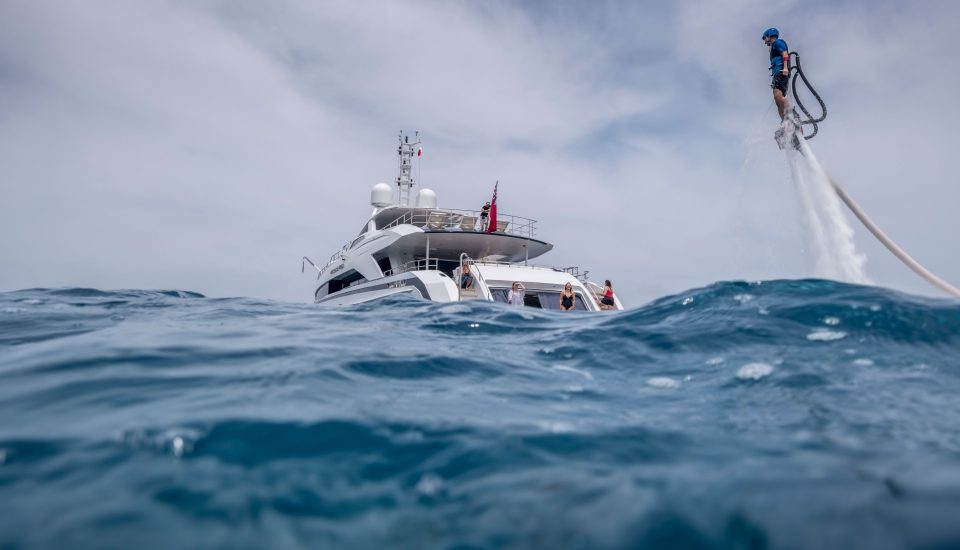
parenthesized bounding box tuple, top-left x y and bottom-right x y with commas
(1, 0, 958, 303)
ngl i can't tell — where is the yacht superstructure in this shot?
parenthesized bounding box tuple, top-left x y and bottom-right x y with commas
(302, 132, 623, 311)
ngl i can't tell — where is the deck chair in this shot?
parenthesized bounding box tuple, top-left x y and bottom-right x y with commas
(460, 216, 477, 231)
(495, 220, 509, 233)
(426, 212, 446, 230)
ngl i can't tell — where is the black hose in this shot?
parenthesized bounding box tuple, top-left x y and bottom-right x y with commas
(789, 52, 827, 140)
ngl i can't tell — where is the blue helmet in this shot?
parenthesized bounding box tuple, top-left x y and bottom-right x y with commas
(762, 27, 779, 39)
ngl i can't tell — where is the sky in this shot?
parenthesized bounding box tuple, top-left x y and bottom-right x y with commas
(1, 0, 958, 305)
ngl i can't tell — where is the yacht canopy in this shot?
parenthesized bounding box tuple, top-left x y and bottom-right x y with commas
(388, 231, 552, 263)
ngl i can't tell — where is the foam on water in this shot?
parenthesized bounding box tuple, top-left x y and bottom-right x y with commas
(806, 329, 848, 342)
(736, 362, 775, 380)
(646, 376, 681, 389)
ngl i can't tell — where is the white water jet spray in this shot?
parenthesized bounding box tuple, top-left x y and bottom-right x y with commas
(784, 129, 870, 284)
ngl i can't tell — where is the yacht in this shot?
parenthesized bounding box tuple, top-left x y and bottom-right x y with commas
(302, 132, 623, 311)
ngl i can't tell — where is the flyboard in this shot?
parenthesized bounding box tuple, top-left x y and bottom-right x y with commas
(777, 53, 960, 298)
(775, 52, 824, 153)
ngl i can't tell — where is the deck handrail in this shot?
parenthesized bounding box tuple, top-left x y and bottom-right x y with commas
(302, 256, 323, 279)
(458, 259, 586, 277)
(381, 208, 538, 239)
(458, 253, 492, 301)
(311, 208, 541, 280)
(382, 258, 439, 277)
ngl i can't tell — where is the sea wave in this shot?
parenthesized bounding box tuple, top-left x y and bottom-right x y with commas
(1, 281, 960, 548)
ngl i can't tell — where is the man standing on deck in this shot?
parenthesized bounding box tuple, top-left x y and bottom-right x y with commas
(763, 27, 791, 120)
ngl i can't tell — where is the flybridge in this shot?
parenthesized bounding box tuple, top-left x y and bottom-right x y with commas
(376, 208, 538, 239)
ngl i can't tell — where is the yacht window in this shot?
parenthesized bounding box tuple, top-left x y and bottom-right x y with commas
(524, 294, 544, 308)
(535, 291, 588, 311)
(490, 289, 584, 309)
(375, 256, 392, 275)
(328, 270, 365, 293)
(437, 259, 460, 277)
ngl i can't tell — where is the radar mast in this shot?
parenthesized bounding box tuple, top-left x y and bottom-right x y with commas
(396, 131, 421, 206)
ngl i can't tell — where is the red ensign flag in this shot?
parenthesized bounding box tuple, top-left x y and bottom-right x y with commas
(487, 182, 498, 234)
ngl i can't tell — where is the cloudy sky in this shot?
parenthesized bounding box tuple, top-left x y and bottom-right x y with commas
(2, 0, 958, 304)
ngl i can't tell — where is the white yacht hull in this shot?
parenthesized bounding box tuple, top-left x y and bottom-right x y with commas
(316, 270, 458, 306)
(315, 263, 620, 311)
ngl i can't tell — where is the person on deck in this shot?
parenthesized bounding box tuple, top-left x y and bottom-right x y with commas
(479, 201, 491, 232)
(460, 262, 474, 290)
(559, 283, 576, 311)
(600, 280, 616, 309)
(763, 28, 791, 120)
(508, 282, 525, 307)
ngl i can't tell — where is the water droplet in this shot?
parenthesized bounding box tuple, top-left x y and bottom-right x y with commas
(823, 316, 840, 326)
(172, 436, 185, 457)
(681, 297, 693, 306)
(415, 474, 444, 496)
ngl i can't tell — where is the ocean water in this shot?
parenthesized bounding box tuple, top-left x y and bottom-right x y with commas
(1, 282, 960, 549)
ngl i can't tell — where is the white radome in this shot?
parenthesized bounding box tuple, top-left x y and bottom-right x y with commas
(371, 183, 393, 207)
(415, 188, 437, 209)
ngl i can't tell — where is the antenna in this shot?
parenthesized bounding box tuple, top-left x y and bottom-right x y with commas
(395, 130, 421, 206)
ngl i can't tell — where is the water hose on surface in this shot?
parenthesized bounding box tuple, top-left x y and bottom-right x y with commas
(827, 176, 960, 298)
(789, 52, 827, 141)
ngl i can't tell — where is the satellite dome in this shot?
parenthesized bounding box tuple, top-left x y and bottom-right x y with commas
(371, 183, 393, 207)
(415, 188, 437, 209)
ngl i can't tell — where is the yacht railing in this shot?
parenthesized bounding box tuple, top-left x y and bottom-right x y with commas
(383, 258, 439, 277)
(312, 209, 540, 280)
(458, 259, 589, 280)
(381, 208, 538, 239)
(313, 244, 351, 278)
(561, 266, 591, 283)
(583, 280, 605, 303)
(302, 256, 323, 279)
(457, 253, 491, 301)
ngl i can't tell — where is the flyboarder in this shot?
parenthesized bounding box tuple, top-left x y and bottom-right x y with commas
(763, 27, 791, 120)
